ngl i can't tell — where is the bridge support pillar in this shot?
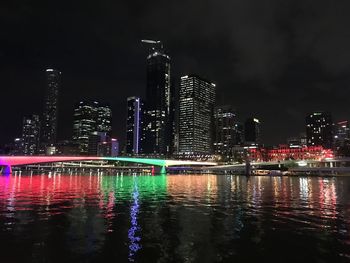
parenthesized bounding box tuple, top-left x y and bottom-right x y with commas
(1, 165, 12, 175)
(152, 166, 167, 175)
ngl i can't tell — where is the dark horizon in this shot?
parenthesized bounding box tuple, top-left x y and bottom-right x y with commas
(1, 0, 350, 146)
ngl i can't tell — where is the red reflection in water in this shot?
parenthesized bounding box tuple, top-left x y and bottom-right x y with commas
(0, 174, 102, 212)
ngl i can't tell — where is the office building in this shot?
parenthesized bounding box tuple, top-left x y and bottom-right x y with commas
(73, 101, 99, 154)
(306, 112, 333, 149)
(126, 97, 143, 155)
(213, 105, 236, 156)
(178, 75, 216, 155)
(97, 104, 112, 135)
(73, 101, 113, 155)
(234, 122, 244, 145)
(334, 120, 350, 147)
(142, 41, 173, 155)
(244, 118, 261, 145)
(22, 114, 40, 155)
(41, 69, 61, 146)
(88, 132, 118, 157)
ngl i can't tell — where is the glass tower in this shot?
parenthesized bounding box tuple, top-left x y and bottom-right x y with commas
(213, 105, 236, 156)
(142, 42, 173, 155)
(244, 117, 261, 146)
(126, 97, 143, 155)
(178, 75, 216, 156)
(73, 101, 112, 155)
(22, 114, 40, 155)
(41, 69, 61, 146)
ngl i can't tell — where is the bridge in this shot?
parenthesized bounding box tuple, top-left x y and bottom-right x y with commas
(205, 158, 350, 175)
(0, 156, 217, 175)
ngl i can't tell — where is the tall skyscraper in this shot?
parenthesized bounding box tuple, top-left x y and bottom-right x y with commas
(142, 40, 173, 155)
(244, 117, 261, 145)
(126, 97, 143, 155)
(73, 101, 98, 154)
(213, 105, 236, 156)
(73, 101, 112, 155)
(22, 114, 40, 155)
(178, 75, 216, 155)
(41, 69, 61, 146)
(306, 112, 333, 149)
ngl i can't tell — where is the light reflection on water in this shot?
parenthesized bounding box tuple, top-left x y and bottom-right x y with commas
(0, 174, 349, 262)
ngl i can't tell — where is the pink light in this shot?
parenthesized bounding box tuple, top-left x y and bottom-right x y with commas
(0, 156, 105, 167)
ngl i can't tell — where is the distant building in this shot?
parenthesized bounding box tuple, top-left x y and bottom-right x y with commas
(13, 138, 23, 155)
(22, 114, 40, 155)
(4, 138, 23, 156)
(97, 104, 112, 135)
(73, 101, 112, 155)
(41, 69, 61, 146)
(233, 122, 244, 145)
(267, 145, 334, 162)
(334, 120, 350, 147)
(73, 101, 98, 154)
(126, 97, 143, 155)
(142, 41, 173, 155)
(213, 105, 236, 156)
(306, 112, 333, 149)
(300, 133, 308, 146)
(99, 138, 119, 157)
(88, 132, 118, 157)
(55, 141, 80, 156)
(178, 75, 216, 156)
(244, 117, 261, 145)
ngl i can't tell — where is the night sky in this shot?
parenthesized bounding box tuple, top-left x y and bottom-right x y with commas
(1, 0, 350, 146)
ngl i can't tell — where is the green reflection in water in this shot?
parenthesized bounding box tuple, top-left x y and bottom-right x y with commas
(100, 175, 167, 199)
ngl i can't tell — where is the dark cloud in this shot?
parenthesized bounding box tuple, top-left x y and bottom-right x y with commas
(1, 0, 350, 146)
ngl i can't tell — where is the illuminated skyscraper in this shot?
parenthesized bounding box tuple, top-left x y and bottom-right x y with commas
(142, 41, 173, 155)
(213, 105, 236, 156)
(178, 75, 216, 155)
(244, 117, 261, 145)
(73, 101, 98, 154)
(126, 97, 143, 155)
(73, 101, 112, 155)
(41, 69, 61, 146)
(306, 112, 333, 149)
(97, 103, 112, 135)
(22, 114, 40, 155)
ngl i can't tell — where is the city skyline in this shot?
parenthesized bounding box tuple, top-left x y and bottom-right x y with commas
(1, 0, 350, 146)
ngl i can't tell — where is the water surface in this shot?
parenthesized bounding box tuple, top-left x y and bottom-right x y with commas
(0, 174, 349, 262)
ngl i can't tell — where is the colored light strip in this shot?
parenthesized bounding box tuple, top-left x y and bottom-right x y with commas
(0, 156, 217, 172)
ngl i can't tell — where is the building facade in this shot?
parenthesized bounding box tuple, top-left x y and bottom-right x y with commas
(306, 112, 333, 149)
(88, 131, 119, 157)
(22, 114, 40, 155)
(244, 117, 261, 145)
(142, 42, 173, 155)
(213, 105, 236, 156)
(178, 75, 216, 156)
(41, 69, 61, 146)
(334, 121, 350, 147)
(126, 97, 143, 155)
(73, 101, 112, 155)
(97, 104, 112, 135)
